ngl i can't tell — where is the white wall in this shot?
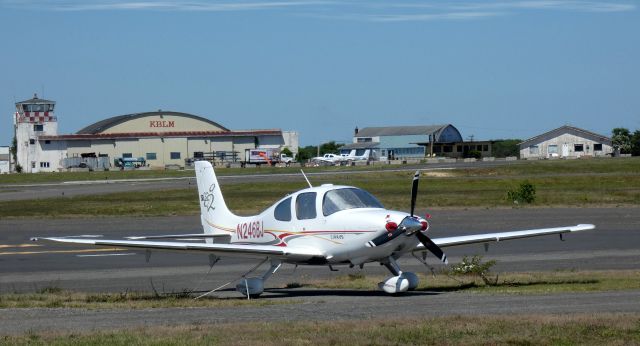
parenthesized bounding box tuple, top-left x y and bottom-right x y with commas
(520, 133, 612, 159)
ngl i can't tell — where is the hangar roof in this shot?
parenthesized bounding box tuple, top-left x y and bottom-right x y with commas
(77, 111, 230, 134)
(519, 125, 611, 147)
(356, 125, 449, 137)
(341, 142, 380, 150)
(355, 124, 463, 143)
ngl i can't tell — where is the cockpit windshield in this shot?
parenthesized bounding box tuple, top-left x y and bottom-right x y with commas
(322, 188, 384, 216)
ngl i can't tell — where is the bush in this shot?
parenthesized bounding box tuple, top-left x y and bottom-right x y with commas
(448, 255, 497, 285)
(507, 181, 536, 204)
(467, 150, 482, 159)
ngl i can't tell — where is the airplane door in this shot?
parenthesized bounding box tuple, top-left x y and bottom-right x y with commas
(562, 143, 569, 157)
(293, 192, 323, 235)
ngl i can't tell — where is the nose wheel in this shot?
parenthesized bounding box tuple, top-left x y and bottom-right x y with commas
(379, 257, 419, 293)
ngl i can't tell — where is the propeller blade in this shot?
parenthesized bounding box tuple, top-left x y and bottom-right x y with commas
(410, 170, 419, 217)
(416, 231, 448, 264)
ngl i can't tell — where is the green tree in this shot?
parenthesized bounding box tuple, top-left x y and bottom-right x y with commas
(280, 147, 293, 158)
(319, 141, 343, 155)
(612, 128, 631, 154)
(491, 139, 521, 158)
(10, 135, 22, 173)
(631, 130, 640, 157)
(10, 135, 17, 162)
(297, 146, 317, 161)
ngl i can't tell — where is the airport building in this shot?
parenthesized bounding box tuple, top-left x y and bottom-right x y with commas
(0, 146, 9, 174)
(519, 125, 612, 159)
(341, 125, 493, 160)
(12, 95, 298, 173)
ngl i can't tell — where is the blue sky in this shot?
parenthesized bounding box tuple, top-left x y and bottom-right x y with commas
(1, 0, 638, 146)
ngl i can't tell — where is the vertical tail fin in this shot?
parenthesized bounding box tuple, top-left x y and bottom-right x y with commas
(195, 161, 237, 235)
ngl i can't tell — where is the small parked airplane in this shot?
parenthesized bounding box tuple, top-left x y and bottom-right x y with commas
(341, 149, 372, 162)
(34, 161, 595, 297)
(310, 153, 343, 165)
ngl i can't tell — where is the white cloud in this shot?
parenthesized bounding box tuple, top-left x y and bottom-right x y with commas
(0, 0, 635, 22)
(1, 0, 330, 12)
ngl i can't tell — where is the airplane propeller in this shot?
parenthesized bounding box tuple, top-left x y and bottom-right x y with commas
(410, 171, 448, 264)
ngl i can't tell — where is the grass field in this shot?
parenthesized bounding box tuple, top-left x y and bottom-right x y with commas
(298, 269, 640, 295)
(0, 161, 407, 185)
(2, 270, 638, 309)
(4, 314, 639, 345)
(0, 158, 638, 218)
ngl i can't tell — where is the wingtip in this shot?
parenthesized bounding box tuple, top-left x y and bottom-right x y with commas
(575, 224, 596, 231)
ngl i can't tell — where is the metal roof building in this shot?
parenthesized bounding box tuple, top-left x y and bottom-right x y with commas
(341, 124, 474, 160)
(519, 125, 612, 159)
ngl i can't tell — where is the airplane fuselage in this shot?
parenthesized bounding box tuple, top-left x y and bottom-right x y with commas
(203, 184, 425, 266)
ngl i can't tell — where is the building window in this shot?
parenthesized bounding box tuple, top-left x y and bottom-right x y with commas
(529, 146, 539, 155)
(146, 153, 157, 160)
(357, 137, 373, 143)
(44, 140, 51, 144)
(170, 152, 181, 160)
(193, 152, 204, 159)
(443, 145, 453, 153)
(548, 145, 558, 154)
(594, 143, 603, 151)
(574, 144, 584, 152)
(482, 145, 489, 152)
(122, 153, 133, 158)
(456, 146, 462, 153)
(39, 162, 50, 168)
(29, 139, 36, 145)
(33, 124, 44, 132)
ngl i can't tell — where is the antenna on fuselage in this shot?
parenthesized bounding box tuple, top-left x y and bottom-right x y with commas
(300, 170, 312, 188)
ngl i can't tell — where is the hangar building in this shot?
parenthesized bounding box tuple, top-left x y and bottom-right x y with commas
(13, 95, 297, 173)
(519, 125, 612, 159)
(341, 125, 492, 160)
(0, 146, 9, 174)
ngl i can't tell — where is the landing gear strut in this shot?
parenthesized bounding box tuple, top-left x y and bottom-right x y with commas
(235, 259, 282, 298)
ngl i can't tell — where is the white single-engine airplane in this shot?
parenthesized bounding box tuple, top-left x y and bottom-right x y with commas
(34, 161, 595, 297)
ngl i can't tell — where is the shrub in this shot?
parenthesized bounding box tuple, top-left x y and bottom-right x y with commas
(507, 181, 536, 204)
(449, 255, 497, 285)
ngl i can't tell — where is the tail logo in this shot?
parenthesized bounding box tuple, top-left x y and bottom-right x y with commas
(200, 184, 216, 212)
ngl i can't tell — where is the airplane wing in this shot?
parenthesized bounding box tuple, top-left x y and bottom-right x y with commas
(415, 224, 595, 250)
(32, 237, 325, 262)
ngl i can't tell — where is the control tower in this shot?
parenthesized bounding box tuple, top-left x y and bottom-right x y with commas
(13, 94, 60, 172)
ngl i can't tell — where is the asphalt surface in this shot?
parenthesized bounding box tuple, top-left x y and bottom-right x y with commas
(1, 204, 638, 334)
(2, 290, 639, 335)
(0, 160, 522, 201)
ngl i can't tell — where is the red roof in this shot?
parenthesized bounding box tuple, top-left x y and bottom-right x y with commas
(39, 130, 282, 141)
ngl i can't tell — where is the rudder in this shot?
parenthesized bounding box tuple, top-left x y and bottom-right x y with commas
(195, 161, 237, 235)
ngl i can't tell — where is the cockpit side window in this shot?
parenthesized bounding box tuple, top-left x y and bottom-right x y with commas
(274, 197, 292, 222)
(322, 188, 384, 216)
(296, 192, 317, 220)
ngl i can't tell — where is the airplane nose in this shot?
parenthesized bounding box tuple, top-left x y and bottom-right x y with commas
(399, 216, 423, 235)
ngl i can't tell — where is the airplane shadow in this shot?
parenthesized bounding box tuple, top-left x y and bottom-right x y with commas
(188, 287, 443, 299)
(262, 287, 442, 299)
